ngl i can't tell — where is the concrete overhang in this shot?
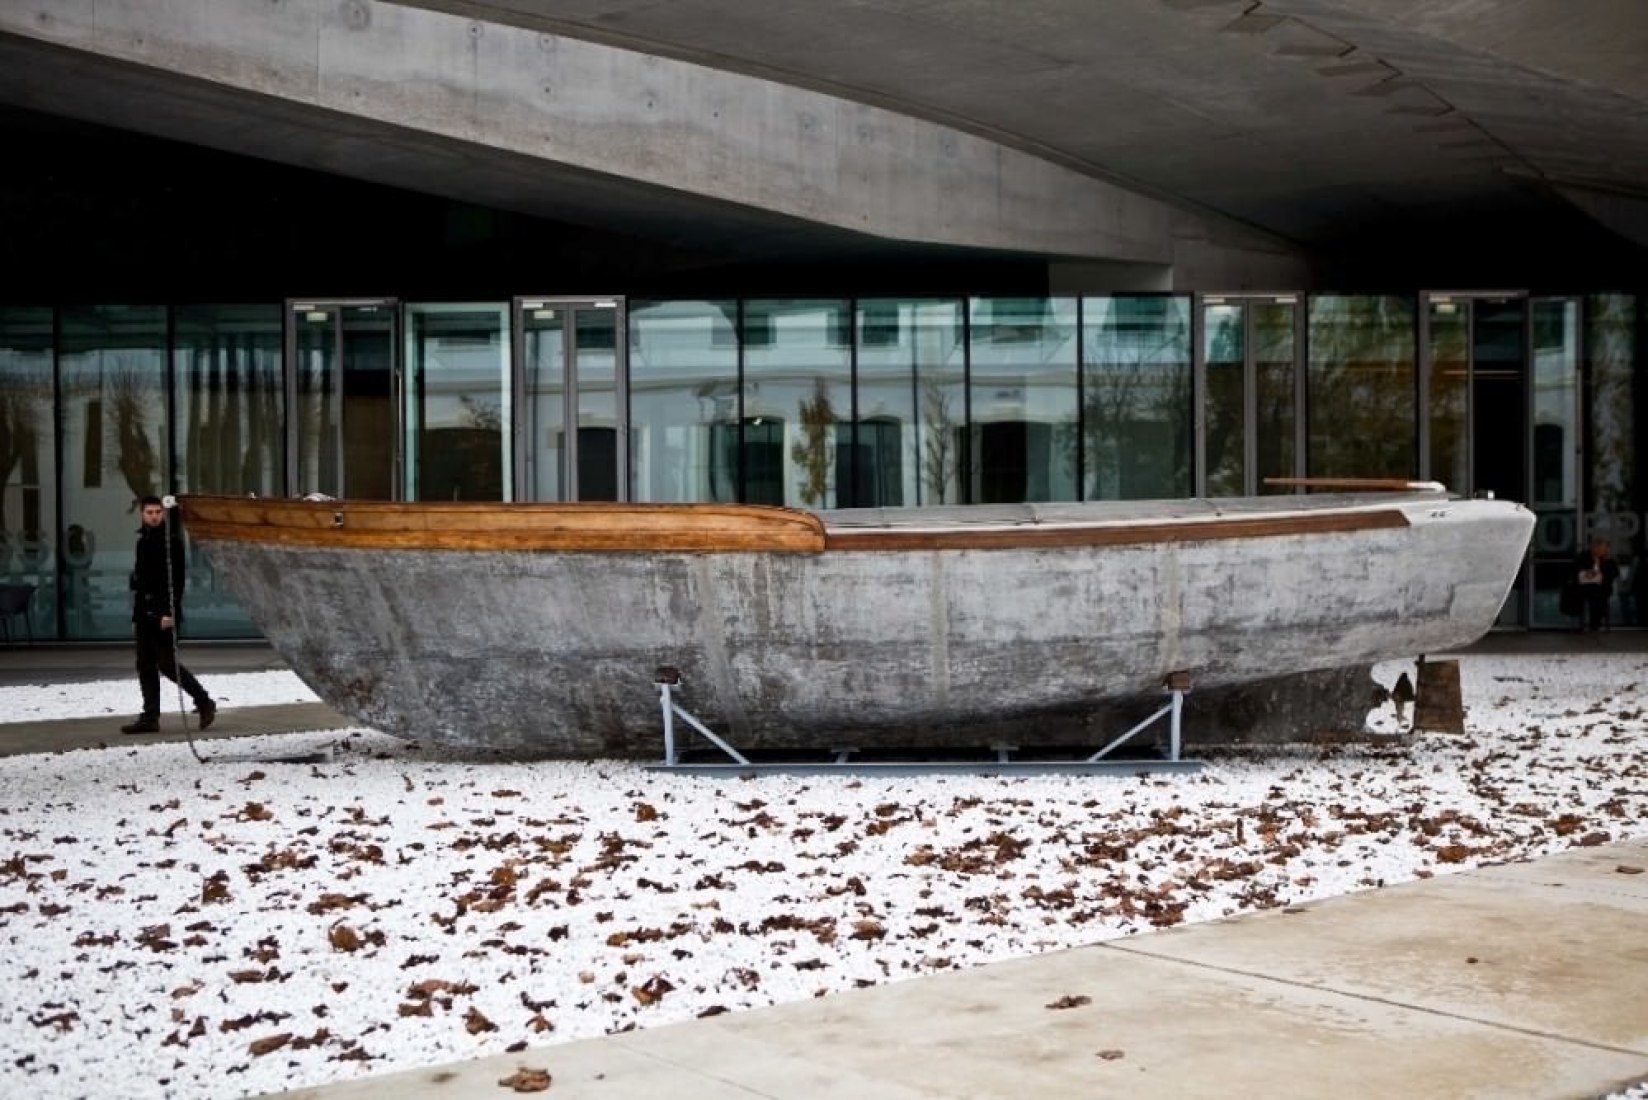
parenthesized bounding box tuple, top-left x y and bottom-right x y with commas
(0, 0, 1304, 289)
(1, 0, 1644, 282)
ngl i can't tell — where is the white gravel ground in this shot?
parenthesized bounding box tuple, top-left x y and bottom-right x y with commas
(0, 654, 1645, 1099)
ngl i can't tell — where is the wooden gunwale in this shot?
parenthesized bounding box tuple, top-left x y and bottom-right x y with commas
(823, 508, 1408, 551)
(182, 494, 1412, 554)
(179, 495, 827, 552)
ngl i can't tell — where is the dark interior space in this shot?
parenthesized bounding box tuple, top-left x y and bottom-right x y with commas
(0, 107, 1052, 303)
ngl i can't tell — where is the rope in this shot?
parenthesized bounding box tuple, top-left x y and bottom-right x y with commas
(160, 496, 206, 764)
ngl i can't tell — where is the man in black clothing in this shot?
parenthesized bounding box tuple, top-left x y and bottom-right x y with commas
(121, 495, 217, 734)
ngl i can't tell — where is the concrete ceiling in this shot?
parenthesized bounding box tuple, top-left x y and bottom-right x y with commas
(406, 0, 1648, 249)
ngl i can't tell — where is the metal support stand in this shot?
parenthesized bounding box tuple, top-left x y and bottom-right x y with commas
(656, 667, 749, 766)
(1087, 672, 1190, 763)
(649, 666, 1201, 776)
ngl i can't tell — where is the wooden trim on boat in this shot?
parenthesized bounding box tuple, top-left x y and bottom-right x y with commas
(179, 495, 828, 553)
(1264, 477, 1446, 493)
(824, 508, 1409, 552)
(181, 495, 1411, 555)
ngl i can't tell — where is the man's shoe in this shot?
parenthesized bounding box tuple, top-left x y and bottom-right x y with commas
(120, 716, 160, 735)
(196, 699, 217, 731)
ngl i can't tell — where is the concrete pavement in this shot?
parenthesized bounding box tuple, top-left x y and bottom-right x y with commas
(279, 841, 1648, 1100)
(3, 638, 1647, 1098)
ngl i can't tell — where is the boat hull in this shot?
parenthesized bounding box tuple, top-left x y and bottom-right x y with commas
(183, 494, 1534, 756)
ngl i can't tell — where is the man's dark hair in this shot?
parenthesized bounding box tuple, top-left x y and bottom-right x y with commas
(140, 494, 164, 508)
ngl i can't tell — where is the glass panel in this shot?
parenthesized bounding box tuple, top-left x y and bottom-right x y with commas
(1307, 296, 1416, 479)
(628, 300, 738, 503)
(575, 307, 620, 501)
(1253, 300, 1297, 492)
(173, 304, 284, 638)
(970, 297, 1077, 504)
(293, 304, 397, 500)
(1426, 300, 1470, 493)
(1586, 294, 1640, 628)
(0, 307, 56, 642)
(1525, 298, 1577, 627)
(522, 305, 567, 501)
(1478, 299, 1530, 627)
(293, 307, 341, 497)
(1081, 296, 1190, 500)
(342, 306, 396, 500)
(405, 303, 510, 501)
(855, 299, 965, 507)
(1202, 303, 1244, 497)
(743, 300, 851, 508)
(61, 305, 168, 640)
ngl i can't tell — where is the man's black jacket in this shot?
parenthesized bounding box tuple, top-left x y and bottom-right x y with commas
(131, 516, 187, 624)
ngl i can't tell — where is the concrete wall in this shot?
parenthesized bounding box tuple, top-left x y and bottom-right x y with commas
(0, 0, 1307, 284)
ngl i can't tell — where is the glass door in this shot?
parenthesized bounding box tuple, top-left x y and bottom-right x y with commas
(1421, 292, 1550, 627)
(287, 300, 400, 500)
(1196, 295, 1301, 496)
(516, 297, 627, 501)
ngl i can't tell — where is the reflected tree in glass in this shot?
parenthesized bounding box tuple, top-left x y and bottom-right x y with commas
(1426, 302, 1469, 492)
(1081, 296, 1191, 500)
(855, 299, 964, 507)
(1307, 296, 1416, 479)
(61, 305, 168, 640)
(0, 308, 56, 639)
(743, 300, 850, 509)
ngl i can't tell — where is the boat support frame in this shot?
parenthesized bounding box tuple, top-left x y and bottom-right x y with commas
(1086, 672, 1191, 764)
(650, 667, 1202, 776)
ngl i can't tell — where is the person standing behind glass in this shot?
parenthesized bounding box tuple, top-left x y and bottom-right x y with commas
(121, 495, 217, 734)
(1573, 536, 1621, 633)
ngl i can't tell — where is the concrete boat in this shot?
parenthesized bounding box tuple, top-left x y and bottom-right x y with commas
(180, 486, 1534, 757)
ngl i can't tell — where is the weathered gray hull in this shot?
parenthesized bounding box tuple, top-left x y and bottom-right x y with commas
(187, 494, 1534, 756)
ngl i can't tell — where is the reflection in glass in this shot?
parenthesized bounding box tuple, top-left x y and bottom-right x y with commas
(743, 300, 851, 508)
(1203, 303, 1244, 496)
(294, 304, 397, 500)
(1526, 298, 1575, 628)
(1475, 299, 1529, 626)
(1253, 301, 1297, 492)
(174, 304, 285, 637)
(61, 305, 169, 640)
(522, 306, 567, 501)
(856, 299, 965, 507)
(1586, 295, 1640, 628)
(1082, 296, 1190, 500)
(405, 303, 510, 501)
(1307, 296, 1415, 479)
(574, 307, 620, 501)
(1426, 300, 1469, 493)
(0, 307, 56, 641)
(968, 298, 1076, 503)
(629, 300, 738, 502)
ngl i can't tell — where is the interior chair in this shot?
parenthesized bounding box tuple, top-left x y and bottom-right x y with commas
(0, 583, 36, 643)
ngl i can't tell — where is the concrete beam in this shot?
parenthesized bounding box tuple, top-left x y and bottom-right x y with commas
(0, 0, 1304, 281)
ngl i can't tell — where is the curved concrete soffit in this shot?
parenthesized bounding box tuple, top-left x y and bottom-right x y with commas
(0, 0, 1298, 267)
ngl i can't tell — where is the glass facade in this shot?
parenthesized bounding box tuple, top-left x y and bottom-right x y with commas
(0, 307, 54, 644)
(743, 300, 852, 508)
(1308, 295, 1416, 479)
(0, 293, 1642, 640)
(970, 297, 1078, 503)
(173, 304, 285, 637)
(629, 300, 739, 503)
(1083, 296, 1191, 500)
